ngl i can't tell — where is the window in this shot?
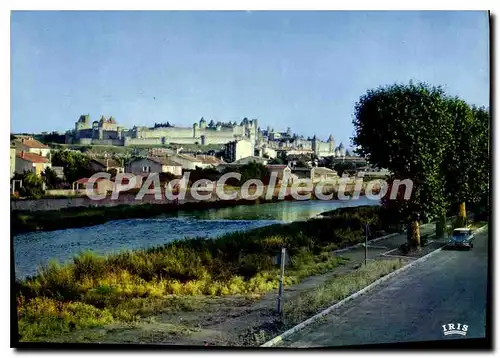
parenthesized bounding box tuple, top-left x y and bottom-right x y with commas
(142, 166, 151, 172)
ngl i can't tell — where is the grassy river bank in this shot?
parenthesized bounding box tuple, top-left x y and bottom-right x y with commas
(16, 205, 397, 343)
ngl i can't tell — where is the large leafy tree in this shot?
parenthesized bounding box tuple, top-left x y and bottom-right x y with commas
(51, 150, 96, 184)
(12, 171, 45, 198)
(41, 167, 61, 189)
(443, 101, 490, 225)
(352, 82, 454, 248)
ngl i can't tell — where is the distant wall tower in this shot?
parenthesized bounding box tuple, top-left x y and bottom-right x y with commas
(328, 134, 335, 154)
(75, 114, 91, 132)
(312, 135, 318, 155)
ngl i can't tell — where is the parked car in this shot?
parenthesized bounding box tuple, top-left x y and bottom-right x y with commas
(446, 228, 474, 250)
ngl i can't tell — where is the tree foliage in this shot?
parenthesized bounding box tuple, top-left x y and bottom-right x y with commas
(445, 102, 489, 207)
(353, 82, 454, 223)
(41, 167, 61, 189)
(12, 171, 45, 198)
(223, 162, 269, 186)
(51, 150, 97, 184)
(353, 81, 490, 229)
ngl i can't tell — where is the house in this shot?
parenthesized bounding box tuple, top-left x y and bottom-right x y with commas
(224, 139, 253, 162)
(110, 173, 148, 189)
(290, 166, 338, 183)
(233, 156, 268, 165)
(191, 154, 226, 168)
(291, 167, 313, 182)
(256, 145, 278, 159)
(170, 153, 203, 170)
(10, 145, 16, 178)
(357, 167, 391, 177)
(265, 164, 292, 183)
(73, 177, 114, 195)
(89, 158, 125, 173)
(311, 167, 338, 183)
(126, 157, 183, 176)
(15, 152, 51, 176)
(12, 136, 51, 157)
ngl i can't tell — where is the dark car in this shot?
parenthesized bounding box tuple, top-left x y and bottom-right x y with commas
(446, 228, 474, 250)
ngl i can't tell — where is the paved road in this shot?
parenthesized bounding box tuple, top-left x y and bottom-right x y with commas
(280, 229, 489, 347)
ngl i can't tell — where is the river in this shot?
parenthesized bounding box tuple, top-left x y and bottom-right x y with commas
(13, 197, 377, 279)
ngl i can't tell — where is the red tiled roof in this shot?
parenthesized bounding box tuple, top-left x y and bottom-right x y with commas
(266, 165, 289, 169)
(148, 156, 183, 166)
(194, 155, 225, 165)
(74, 177, 110, 184)
(16, 152, 49, 163)
(174, 153, 202, 163)
(90, 158, 123, 168)
(19, 139, 49, 149)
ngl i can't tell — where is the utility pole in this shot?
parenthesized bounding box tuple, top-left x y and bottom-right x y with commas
(277, 247, 286, 314)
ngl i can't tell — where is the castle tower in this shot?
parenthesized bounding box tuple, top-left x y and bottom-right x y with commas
(75, 114, 91, 132)
(328, 134, 335, 154)
(193, 122, 199, 138)
(312, 135, 318, 155)
(251, 118, 259, 138)
(199, 117, 207, 130)
(338, 142, 346, 157)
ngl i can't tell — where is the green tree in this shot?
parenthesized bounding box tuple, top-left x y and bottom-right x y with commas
(13, 171, 45, 198)
(333, 162, 356, 176)
(223, 162, 268, 186)
(51, 150, 96, 184)
(41, 167, 61, 189)
(268, 157, 285, 165)
(443, 101, 490, 227)
(352, 82, 454, 249)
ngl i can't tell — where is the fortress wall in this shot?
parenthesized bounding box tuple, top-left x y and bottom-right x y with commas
(124, 138, 162, 146)
(203, 136, 237, 145)
(137, 127, 194, 139)
(102, 130, 119, 140)
(78, 138, 93, 145)
(90, 139, 123, 146)
(165, 127, 194, 138)
(76, 129, 94, 139)
(167, 138, 199, 145)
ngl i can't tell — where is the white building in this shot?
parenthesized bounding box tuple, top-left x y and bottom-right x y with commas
(224, 139, 254, 163)
(233, 156, 268, 165)
(126, 157, 183, 176)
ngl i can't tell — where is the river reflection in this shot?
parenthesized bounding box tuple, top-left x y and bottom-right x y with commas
(14, 197, 377, 279)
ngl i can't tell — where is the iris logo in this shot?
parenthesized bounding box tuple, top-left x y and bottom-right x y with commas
(442, 323, 468, 336)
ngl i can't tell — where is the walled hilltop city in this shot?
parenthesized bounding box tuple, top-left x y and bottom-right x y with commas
(67, 114, 347, 158)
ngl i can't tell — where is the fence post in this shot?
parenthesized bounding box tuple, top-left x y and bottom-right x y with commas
(277, 247, 286, 314)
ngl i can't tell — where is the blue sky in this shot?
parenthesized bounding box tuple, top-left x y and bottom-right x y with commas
(11, 11, 489, 148)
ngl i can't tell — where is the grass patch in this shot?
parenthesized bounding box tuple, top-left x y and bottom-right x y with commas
(282, 259, 404, 326)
